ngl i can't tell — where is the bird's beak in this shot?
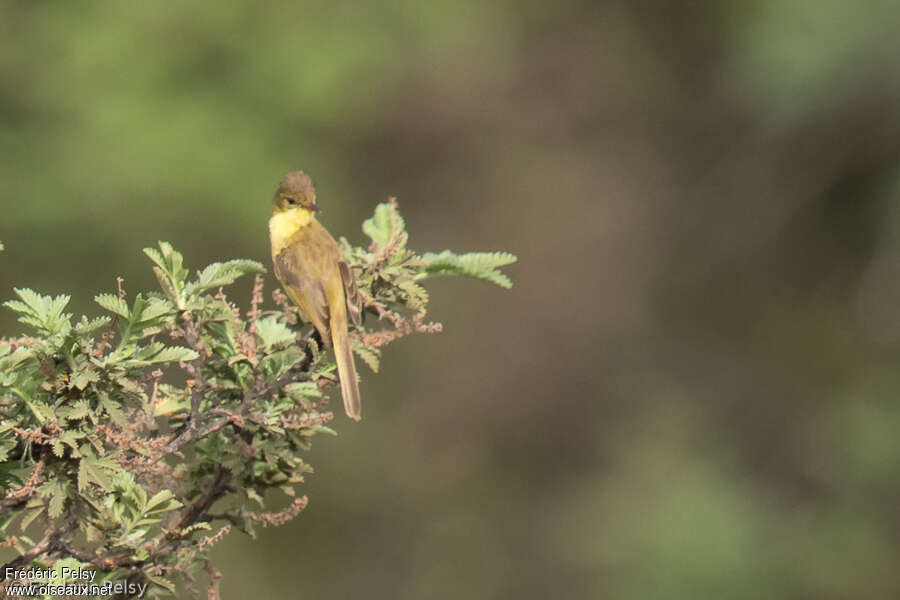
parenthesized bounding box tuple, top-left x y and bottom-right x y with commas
(309, 203, 320, 213)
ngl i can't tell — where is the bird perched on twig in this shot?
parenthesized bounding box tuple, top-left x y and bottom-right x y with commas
(268, 171, 363, 420)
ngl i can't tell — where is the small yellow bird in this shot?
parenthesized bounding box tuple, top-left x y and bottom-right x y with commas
(269, 171, 363, 421)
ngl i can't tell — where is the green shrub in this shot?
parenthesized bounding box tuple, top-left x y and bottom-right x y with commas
(0, 200, 515, 598)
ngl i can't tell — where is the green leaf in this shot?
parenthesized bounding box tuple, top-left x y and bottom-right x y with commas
(74, 315, 112, 336)
(284, 381, 322, 409)
(4, 288, 72, 333)
(144, 490, 182, 515)
(175, 522, 211, 537)
(262, 347, 305, 381)
(186, 259, 266, 295)
(62, 429, 85, 445)
(95, 293, 129, 318)
(0, 346, 34, 371)
(133, 297, 174, 325)
(70, 370, 100, 390)
(421, 250, 517, 288)
(57, 400, 92, 422)
(0, 462, 23, 490)
(20, 502, 45, 529)
(363, 200, 408, 250)
(145, 242, 189, 283)
(152, 387, 190, 418)
(397, 279, 429, 312)
(39, 479, 69, 519)
(51, 439, 65, 458)
(59, 431, 85, 458)
(147, 345, 199, 364)
(130, 343, 199, 366)
(145, 241, 190, 308)
(285, 381, 322, 400)
(152, 265, 181, 306)
(144, 571, 177, 593)
(48, 493, 67, 518)
(351, 339, 381, 373)
(10, 288, 48, 314)
(119, 527, 150, 546)
(310, 425, 338, 436)
(99, 394, 127, 426)
(78, 456, 120, 492)
(256, 316, 297, 349)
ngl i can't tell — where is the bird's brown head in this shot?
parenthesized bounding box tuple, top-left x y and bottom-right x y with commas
(273, 171, 318, 214)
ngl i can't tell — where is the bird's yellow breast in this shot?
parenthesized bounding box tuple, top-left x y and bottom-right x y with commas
(269, 208, 316, 255)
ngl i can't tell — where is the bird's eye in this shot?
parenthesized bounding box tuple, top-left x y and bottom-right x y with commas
(286, 198, 296, 205)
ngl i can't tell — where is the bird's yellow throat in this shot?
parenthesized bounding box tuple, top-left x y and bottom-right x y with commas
(269, 207, 316, 254)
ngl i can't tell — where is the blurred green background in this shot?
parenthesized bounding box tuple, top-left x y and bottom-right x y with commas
(4, 1, 900, 598)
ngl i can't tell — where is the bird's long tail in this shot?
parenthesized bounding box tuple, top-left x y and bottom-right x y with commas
(331, 317, 362, 421)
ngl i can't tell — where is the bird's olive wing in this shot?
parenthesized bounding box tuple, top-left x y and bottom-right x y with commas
(275, 248, 330, 333)
(339, 260, 362, 327)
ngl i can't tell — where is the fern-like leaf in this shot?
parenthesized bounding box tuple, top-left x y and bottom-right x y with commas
(420, 251, 517, 289)
(187, 259, 266, 295)
(4, 288, 72, 333)
(351, 339, 381, 373)
(363, 199, 408, 252)
(256, 316, 297, 349)
(95, 293, 129, 318)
